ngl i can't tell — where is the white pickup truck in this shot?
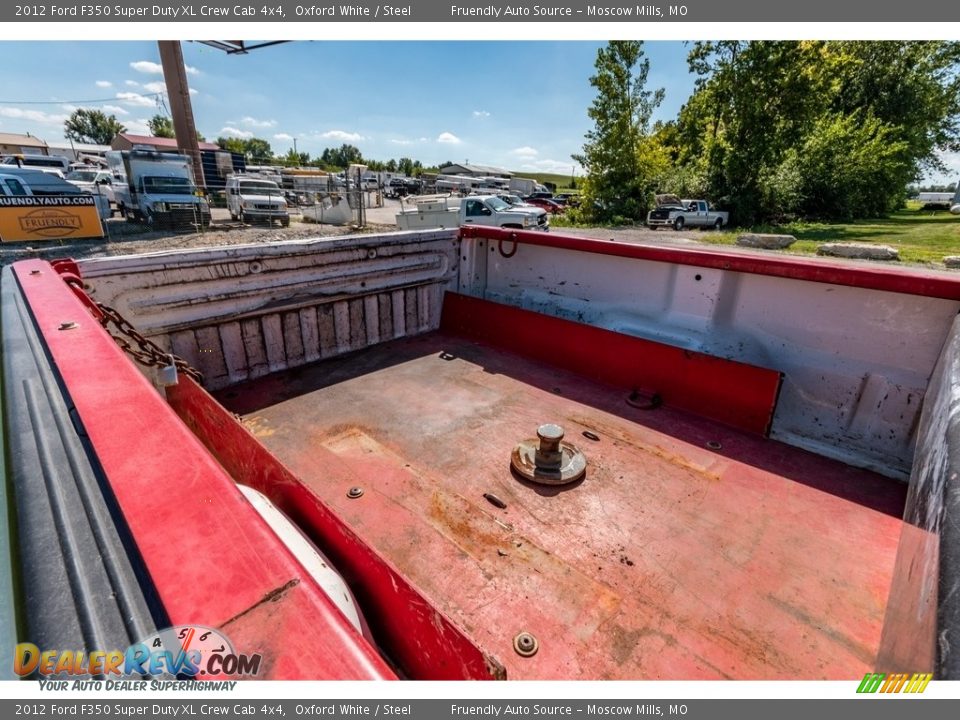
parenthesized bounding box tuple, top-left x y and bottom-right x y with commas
(396, 194, 549, 232)
(647, 199, 729, 231)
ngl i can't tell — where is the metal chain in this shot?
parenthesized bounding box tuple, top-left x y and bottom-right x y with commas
(95, 301, 203, 383)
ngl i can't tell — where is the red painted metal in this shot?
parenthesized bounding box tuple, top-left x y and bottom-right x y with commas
(11, 260, 395, 681)
(460, 226, 960, 300)
(166, 374, 505, 681)
(219, 332, 906, 679)
(441, 292, 783, 436)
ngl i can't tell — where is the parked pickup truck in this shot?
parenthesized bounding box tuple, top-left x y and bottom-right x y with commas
(396, 194, 548, 231)
(647, 199, 729, 231)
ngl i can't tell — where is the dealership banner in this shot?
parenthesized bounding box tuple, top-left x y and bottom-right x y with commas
(0, 196, 104, 243)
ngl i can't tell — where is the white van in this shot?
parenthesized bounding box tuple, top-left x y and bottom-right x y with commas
(225, 175, 289, 226)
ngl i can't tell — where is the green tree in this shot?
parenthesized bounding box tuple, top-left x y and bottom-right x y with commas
(680, 41, 833, 223)
(217, 136, 273, 162)
(828, 42, 960, 176)
(319, 144, 364, 168)
(64, 108, 126, 145)
(148, 114, 175, 138)
(675, 40, 960, 223)
(385, 159, 398, 172)
(572, 41, 665, 222)
(281, 148, 311, 166)
(787, 111, 911, 219)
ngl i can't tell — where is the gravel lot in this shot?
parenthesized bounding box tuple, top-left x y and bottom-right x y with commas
(0, 198, 727, 268)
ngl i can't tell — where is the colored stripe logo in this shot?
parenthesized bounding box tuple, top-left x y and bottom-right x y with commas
(857, 672, 932, 694)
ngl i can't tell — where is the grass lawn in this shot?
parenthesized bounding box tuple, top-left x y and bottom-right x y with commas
(700, 202, 960, 265)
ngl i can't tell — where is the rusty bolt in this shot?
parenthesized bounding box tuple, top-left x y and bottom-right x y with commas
(534, 424, 564, 471)
(513, 631, 539, 657)
(346, 487, 364, 499)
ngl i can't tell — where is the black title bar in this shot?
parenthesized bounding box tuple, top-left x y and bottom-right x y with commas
(5, 0, 953, 23)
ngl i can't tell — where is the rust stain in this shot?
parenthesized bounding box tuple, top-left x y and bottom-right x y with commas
(322, 427, 623, 642)
(242, 414, 276, 438)
(567, 413, 722, 482)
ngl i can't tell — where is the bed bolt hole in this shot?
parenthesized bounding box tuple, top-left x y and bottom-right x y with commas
(706, 440, 723, 450)
(58, 321, 78, 331)
(695, 274, 702, 281)
(513, 632, 539, 657)
(346, 486, 365, 499)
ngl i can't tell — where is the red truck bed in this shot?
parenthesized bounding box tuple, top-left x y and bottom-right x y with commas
(215, 330, 905, 680)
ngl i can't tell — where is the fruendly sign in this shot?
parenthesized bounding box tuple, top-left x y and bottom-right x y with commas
(0, 195, 104, 243)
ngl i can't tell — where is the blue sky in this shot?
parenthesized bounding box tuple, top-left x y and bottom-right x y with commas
(0, 40, 956, 183)
(0, 40, 693, 175)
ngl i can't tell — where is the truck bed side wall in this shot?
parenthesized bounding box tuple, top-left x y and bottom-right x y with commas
(458, 227, 960, 480)
(878, 313, 960, 678)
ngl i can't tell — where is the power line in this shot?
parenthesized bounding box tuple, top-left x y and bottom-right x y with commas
(0, 93, 164, 105)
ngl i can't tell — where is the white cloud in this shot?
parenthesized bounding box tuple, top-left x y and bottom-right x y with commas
(220, 126, 254, 139)
(320, 129, 364, 142)
(95, 80, 112, 88)
(0, 107, 68, 125)
(124, 118, 152, 135)
(125, 80, 140, 87)
(101, 104, 130, 116)
(241, 116, 276, 128)
(130, 60, 198, 75)
(129, 61, 163, 74)
(273, 133, 294, 141)
(437, 132, 462, 145)
(472, 110, 490, 118)
(116, 92, 157, 108)
(189, 88, 198, 96)
(142, 81, 167, 94)
(510, 146, 538, 158)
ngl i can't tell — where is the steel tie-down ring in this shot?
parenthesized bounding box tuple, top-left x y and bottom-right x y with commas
(498, 235, 518, 258)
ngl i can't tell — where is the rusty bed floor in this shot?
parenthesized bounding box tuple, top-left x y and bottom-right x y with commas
(216, 332, 907, 680)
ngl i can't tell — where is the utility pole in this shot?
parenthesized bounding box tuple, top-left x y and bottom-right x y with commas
(158, 40, 205, 189)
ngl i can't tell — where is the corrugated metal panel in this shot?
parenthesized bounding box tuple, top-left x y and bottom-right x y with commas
(78, 230, 459, 390)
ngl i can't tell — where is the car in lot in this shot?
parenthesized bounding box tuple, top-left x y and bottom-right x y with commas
(65, 168, 116, 204)
(494, 193, 535, 208)
(524, 196, 565, 214)
(226, 175, 290, 226)
(647, 199, 729, 231)
(553, 193, 580, 207)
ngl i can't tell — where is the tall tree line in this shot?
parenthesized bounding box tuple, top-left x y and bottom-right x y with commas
(574, 40, 960, 225)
